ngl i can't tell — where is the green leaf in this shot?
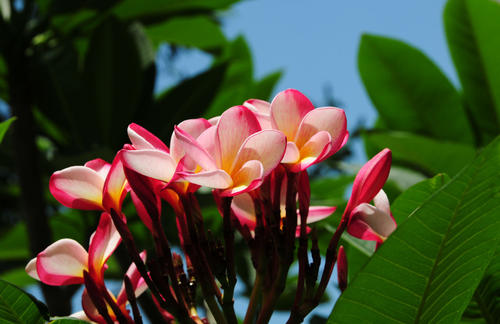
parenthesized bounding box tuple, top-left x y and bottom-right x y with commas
(0, 223, 29, 260)
(464, 245, 500, 322)
(113, 0, 238, 24)
(444, 0, 500, 144)
(144, 63, 228, 140)
(391, 173, 450, 225)
(0, 279, 47, 324)
(145, 16, 226, 49)
(83, 18, 155, 147)
(0, 117, 15, 144)
(358, 34, 473, 144)
(329, 136, 500, 323)
(364, 130, 476, 176)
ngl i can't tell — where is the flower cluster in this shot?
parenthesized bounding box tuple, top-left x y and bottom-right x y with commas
(25, 89, 395, 324)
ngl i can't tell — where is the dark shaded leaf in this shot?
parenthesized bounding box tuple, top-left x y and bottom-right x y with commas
(144, 63, 227, 140)
(83, 18, 155, 147)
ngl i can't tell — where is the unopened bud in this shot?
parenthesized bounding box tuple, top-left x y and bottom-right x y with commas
(337, 246, 348, 292)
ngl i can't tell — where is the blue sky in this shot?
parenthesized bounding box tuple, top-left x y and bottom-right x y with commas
(158, 0, 457, 163)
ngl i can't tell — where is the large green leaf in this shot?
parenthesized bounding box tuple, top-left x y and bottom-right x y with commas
(145, 16, 226, 49)
(83, 18, 155, 147)
(364, 130, 476, 177)
(358, 34, 473, 144)
(0, 117, 15, 144)
(329, 136, 500, 323)
(49, 319, 89, 323)
(391, 173, 450, 225)
(444, 0, 500, 144)
(0, 279, 47, 324)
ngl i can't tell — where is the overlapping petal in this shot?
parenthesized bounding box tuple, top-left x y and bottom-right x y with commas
(128, 123, 169, 152)
(121, 149, 178, 183)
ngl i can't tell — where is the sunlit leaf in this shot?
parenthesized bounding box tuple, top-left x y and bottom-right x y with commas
(358, 34, 473, 144)
(329, 136, 500, 323)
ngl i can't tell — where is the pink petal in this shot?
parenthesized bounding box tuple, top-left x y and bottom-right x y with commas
(295, 107, 347, 152)
(178, 169, 233, 189)
(221, 160, 264, 197)
(25, 258, 39, 280)
(121, 149, 177, 183)
(117, 251, 147, 306)
(281, 141, 300, 164)
(303, 206, 337, 224)
(231, 193, 257, 230)
(270, 89, 314, 140)
(102, 152, 128, 212)
(36, 239, 88, 286)
(291, 131, 332, 171)
(348, 203, 397, 241)
(373, 189, 391, 215)
(127, 123, 169, 152)
(170, 118, 211, 162)
(49, 166, 104, 210)
(216, 106, 261, 171)
(174, 126, 217, 171)
(346, 149, 392, 216)
(244, 99, 272, 129)
(231, 129, 287, 176)
(88, 212, 121, 278)
(84, 159, 111, 179)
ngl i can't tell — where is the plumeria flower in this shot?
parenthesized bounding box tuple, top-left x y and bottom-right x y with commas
(49, 154, 127, 213)
(25, 212, 120, 286)
(76, 252, 148, 324)
(173, 105, 287, 196)
(344, 148, 396, 245)
(244, 89, 348, 172)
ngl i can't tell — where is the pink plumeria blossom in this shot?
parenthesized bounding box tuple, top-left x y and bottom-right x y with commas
(348, 189, 396, 243)
(80, 252, 148, 324)
(174, 105, 287, 196)
(25, 212, 120, 286)
(244, 89, 348, 172)
(49, 154, 127, 213)
(344, 148, 396, 244)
